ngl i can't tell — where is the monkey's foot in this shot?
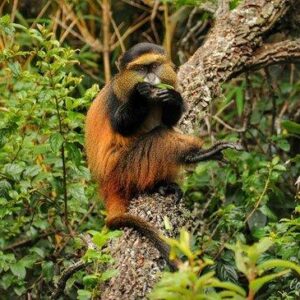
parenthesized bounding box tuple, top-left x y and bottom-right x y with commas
(155, 182, 183, 203)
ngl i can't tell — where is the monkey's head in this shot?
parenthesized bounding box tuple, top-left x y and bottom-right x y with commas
(117, 43, 177, 87)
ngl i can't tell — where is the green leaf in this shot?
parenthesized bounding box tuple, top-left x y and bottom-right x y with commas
(4, 163, 24, 180)
(273, 164, 286, 172)
(258, 259, 300, 275)
(252, 238, 273, 258)
(77, 289, 92, 300)
(259, 205, 277, 221)
(249, 270, 290, 294)
(42, 261, 54, 282)
(14, 286, 26, 296)
(154, 83, 174, 90)
(66, 142, 82, 166)
(92, 232, 109, 249)
(276, 139, 290, 152)
(209, 278, 246, 296)
(49, 133, 64, 153)
(271, 156, 280, 166)
(163, 216, 173, 231)
(83, 274, 99, 286)
(217, 262, 239, 283)
(281, 120, 300, 135)
(83, 249, 103, 262)
(30, 247, 45, 257)
(235, 87, 244, 116)
(230, 0, 242, 10)
(10, 262, 26, 279)
(100, 269, 118, 281)
(247, 210, 267, 231)
(8, 62, 21, 77)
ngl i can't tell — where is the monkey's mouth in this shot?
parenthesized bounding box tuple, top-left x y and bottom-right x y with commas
(144, 73, 161, 85)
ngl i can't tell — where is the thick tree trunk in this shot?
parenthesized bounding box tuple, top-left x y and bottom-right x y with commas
(98, 1, 299, 298)
(100, 194, 190, 300)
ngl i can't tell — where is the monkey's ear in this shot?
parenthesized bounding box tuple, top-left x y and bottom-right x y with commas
(115, 54, 125, 71)
(115, 57, 121, 71)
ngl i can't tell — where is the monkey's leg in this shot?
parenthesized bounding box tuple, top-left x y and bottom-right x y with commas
(151, 181, 183, 203)
(182, 141, 244, 164)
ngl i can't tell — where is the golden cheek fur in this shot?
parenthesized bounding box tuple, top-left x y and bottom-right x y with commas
(157, 64, 177, 86)
(113, 70, 143, 101)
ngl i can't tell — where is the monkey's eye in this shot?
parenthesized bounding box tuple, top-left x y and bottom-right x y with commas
(151, 62, 160, 70)
(133, 65, 147, 73)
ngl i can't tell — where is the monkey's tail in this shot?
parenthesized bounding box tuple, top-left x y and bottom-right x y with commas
(107, 214, 178, 271)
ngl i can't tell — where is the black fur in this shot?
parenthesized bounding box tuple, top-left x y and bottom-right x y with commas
(119, 43, 165, 70)
(108, 83, 150, 136)
(152, 181, 183, 203)
(109, 83, 185, 136)
(157, 89, 185, 126)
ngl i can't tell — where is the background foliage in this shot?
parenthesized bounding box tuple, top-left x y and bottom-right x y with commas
(0, 1, 299, 299)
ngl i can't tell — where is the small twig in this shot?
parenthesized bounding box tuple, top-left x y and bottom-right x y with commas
(163, 2, 171, 57)
(59, 19, 77, 43)
(3, 230, 56, 251)
(10, 0, 18, 22)
(110, 16, 151, 50)
(264, 68, 277, 137)
(30, 1, 52, 29)
(50, 74, 68, 228)
(102, 0, 111, 83)
(110, 16, 125, 53)
(214, 165, 272, 259)
(150, 0, 160, 44)
(50, 260, 89, 300)
(120, 0, 150, 12)
(211, 115, 247, 133)
(245, 167, 272, 224)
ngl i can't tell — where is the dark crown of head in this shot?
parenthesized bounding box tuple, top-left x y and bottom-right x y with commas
(119, 43, 165, 70)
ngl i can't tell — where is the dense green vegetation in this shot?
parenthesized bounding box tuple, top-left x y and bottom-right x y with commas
(0, 1, 299, 299)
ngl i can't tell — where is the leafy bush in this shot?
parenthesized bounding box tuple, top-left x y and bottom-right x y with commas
(0, 17, 102, 298)
(150, 231, 300, 299)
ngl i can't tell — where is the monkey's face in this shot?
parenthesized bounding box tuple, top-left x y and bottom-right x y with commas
(114, 44, 179, 101)
(126, 54, 177, 87)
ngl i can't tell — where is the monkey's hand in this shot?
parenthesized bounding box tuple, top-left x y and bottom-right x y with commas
(135, 82, 156, 100)
(156, 88, 183, 106)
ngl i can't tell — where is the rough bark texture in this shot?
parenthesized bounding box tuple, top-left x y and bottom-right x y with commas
(178, 0, 292, 133)
(242, 39, 300, 73)
(100, 1, 299, 299)
(100, 194, 191, 300)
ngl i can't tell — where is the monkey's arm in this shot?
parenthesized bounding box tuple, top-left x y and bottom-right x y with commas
(109, 83, 151, 136)
(156, 89, 185, 126)
(182, 141, 244, 164)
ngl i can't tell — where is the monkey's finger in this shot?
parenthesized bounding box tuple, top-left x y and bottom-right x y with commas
(156, 89, 170, 96)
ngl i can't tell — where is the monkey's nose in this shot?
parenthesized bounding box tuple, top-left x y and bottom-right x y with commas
(144, 73, 161, 85)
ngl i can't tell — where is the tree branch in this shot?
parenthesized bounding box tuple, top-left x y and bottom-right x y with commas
(240, 39, 300, 74)
(178, 0, 293, 133)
